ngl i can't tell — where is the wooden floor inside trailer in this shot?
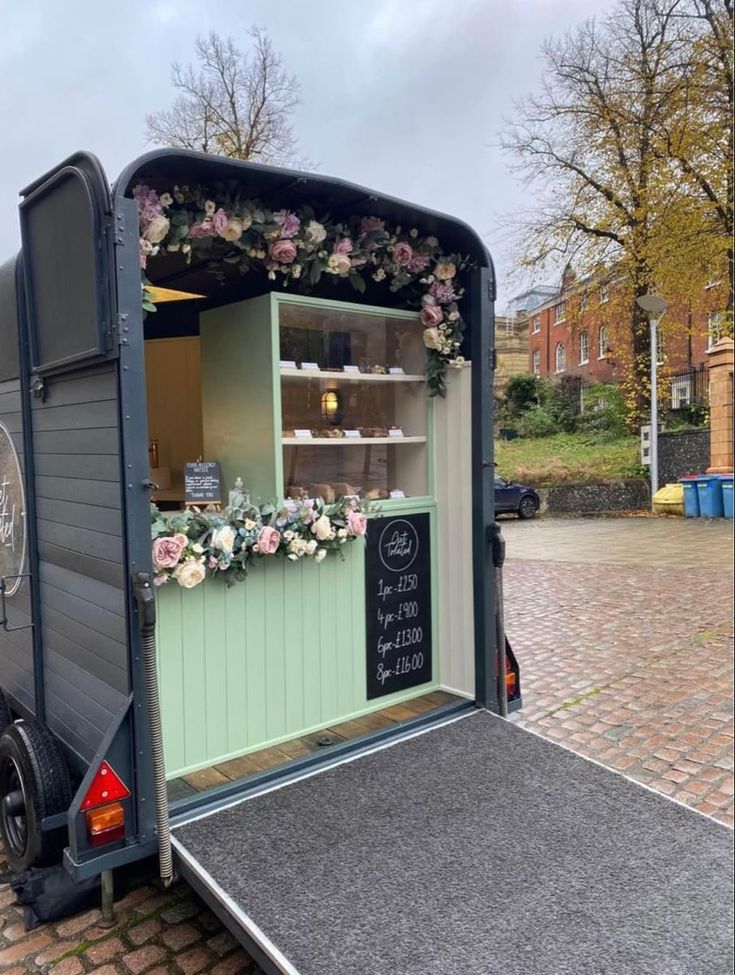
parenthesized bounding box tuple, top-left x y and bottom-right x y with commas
(167, 690, 461, 801)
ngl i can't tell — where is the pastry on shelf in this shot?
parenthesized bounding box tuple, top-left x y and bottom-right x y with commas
(286, 485, 308, 499)
(332, 482, 359, 498)
(370, 364, 387, 374)
(364, 487, 389, 500)
(324, 428, 344, 438)
(311, 482, 336, 503)
(282, 430, 294, 438)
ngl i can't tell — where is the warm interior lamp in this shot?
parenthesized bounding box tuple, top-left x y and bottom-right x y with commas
(320, 389, 343, 425)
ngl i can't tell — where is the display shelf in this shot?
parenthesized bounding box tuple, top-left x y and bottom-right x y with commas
(282, 436, 427, 446)
(280, 368, 426, 383)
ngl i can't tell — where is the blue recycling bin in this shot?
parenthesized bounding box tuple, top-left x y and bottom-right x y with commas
(696, 475, 724, 518)
(680, 476, 700, 518)
(719, 475, 733, 519)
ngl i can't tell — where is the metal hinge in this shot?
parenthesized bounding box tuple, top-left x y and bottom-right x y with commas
(116, 313, 130, 346)
(489, 349, 497, 371)
(113, 210, 126, 246)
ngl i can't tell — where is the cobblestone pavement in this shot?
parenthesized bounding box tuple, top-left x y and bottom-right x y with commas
(503, 516, 734, 828)
(1, 515, 732, 972)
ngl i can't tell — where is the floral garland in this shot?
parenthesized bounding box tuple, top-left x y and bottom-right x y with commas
(151, 493, 369, 589)
(134, 182, 471, 396)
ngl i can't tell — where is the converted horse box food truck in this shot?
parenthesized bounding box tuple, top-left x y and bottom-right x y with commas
(1, 150, 730, 975)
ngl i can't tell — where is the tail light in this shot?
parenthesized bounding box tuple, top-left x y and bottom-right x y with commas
(81, 761, 130, 847)
(505, 662, 517, 697)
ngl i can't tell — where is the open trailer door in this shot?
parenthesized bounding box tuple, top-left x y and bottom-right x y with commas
(170, 709, 733, 975)
(13, 152, 155, 872)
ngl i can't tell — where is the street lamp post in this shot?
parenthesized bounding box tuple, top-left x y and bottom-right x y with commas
(636, 293, 668, 505)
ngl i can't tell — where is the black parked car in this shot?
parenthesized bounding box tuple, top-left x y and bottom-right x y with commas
(494, 472, 540, 519)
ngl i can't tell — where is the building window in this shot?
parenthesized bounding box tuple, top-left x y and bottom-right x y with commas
(708, 311, 725, 349)
(600, 285, 609, 304)
(554, 302, 566, 324)
(671, 375, 692, 409)
(532, 349, 541, 375)
(555, 342, 566, 373)
(579, 330, 589, 365)
(580, 292, 589, 311)
(598, 325, 609, 360)
(532, 315, 541, 334)
(505, 319, 515, 337)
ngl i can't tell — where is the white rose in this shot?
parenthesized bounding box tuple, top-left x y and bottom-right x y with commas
(144, 215, 170, 244)
(314, 548, 327, 563)
(205, 200, 216, 215)
(326, 253, 351, 276)
(287, 553, 299, 561)
(373, 268, 386, 282)
(337, 528, 348, 539)
(244, 519, 256, 531)
(306, 220, 327, 244)
(181, 242, 191, 254)
(174, 559, 206, 589)
(160, 193, 173, 206)
(283, 530, 295, 542)
(305, 539, 317, 556)
(311, 514, 332, 541)
(423, 327, 441, 350)
(220, 218, 244, 242)
(292, 265, 302, 279)
(211, 526, 236, 554)
(192, 543, 204, 554)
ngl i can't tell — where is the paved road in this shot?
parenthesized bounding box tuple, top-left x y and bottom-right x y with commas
(1, 515, 732, 973)
(503, 516, 734, 827)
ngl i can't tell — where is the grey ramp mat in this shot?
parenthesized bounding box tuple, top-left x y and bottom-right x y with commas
(175, 711, 734, 975)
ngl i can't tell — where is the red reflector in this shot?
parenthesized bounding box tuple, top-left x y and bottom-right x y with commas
(80, 761, 130, 811)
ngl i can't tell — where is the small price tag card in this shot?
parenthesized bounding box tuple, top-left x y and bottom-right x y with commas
(388, 428, 404, 438)
(388, 367, 405, 375)
(280, 360, 297, 369)
(390, 490, 406, 499)
(343, 365, 360, 373)
(294, 429, 313, 439)
(344, 429, 362, 438)
(301, 362, 320, 371)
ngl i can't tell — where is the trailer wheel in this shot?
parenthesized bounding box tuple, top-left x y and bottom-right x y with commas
(0, 694, 12, 732)
(0, 720, 72, 872)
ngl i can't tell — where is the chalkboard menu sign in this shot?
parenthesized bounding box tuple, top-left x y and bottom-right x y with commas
(365, 513, 432, 699)
(185, 461, 221, 505)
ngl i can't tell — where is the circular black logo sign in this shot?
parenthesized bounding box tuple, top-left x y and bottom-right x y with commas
(378, 518, 419, 572)
(0, 421, 26, 597)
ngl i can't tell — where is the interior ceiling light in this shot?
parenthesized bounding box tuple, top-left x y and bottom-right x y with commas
(145, 285, 206, 303)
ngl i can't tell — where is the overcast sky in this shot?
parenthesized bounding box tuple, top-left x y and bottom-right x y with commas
(0, 0, 614, 308)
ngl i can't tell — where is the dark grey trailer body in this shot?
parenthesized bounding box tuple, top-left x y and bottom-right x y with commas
(0, 149, 503, 885)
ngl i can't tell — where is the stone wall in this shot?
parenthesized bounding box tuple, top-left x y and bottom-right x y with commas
(658, 428, 710, 485)
(537, 478, 650, 515)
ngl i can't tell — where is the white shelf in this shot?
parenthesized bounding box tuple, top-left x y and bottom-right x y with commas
(282, 436, 427, 446)
(280, 368, 425, 383)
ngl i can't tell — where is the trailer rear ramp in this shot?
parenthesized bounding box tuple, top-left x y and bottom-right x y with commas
(172, 711, 733, 975)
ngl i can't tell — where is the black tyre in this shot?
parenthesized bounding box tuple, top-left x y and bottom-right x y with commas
(0, 720, 72, 872)
(0, 693, 12, 732)
(518, 494, 539, 520)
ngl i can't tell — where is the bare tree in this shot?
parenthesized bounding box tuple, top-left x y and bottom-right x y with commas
(145, 27, 303, 166)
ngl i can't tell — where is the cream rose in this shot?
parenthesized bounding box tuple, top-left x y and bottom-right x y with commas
(435, 261, 457, 281)
(211, 526, 236, 554)
(174, 558, 206, 589)
(314, 548, 327, 563)
(326, 253, 351, 276)
(219, 218, 244, 242)
(144, 215, 170, 244)
(423, 327, 441, 350)
(311, 514, 332, 541)
(306, 220, 326, 244)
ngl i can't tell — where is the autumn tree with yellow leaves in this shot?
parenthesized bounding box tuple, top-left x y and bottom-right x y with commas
(502, 0, 733, 422)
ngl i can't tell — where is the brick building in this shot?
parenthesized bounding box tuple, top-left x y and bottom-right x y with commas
(516, 276, 728, 410)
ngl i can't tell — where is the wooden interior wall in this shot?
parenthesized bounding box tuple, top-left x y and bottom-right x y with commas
(144, 337, 204, 484)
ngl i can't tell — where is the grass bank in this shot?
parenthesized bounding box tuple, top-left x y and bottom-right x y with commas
(495, 433, 642, 487)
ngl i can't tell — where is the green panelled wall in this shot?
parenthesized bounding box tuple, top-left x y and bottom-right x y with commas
(156, 514, 438, 778)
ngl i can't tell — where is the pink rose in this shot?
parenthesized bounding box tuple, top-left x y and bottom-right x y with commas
(188, 218, 214, 238)
(335, 237, 353, 255)
(257, 526, 281, 555)
(420, 304, 444, 328)
(408, 254, 431, 273)
(153, 573, 168, 587)
(347, 510, 368, 537)
(270, 239, 298, 264)
(212, 208, 229, 236)
(392, 241, 413, 267)
(152, 535, 186, 570)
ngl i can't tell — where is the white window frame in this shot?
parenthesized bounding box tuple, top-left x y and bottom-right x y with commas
(708, 311, 724, 349)
(579, 330, 589, 365)
(599, 285, 609, 304)
(580, 292, 589, 311)
(555, 342, 566, 373)
(532, 349, 541, 375)
(598, 325, 609, 360)
(554, 302, 566, 324)
(671, 375, 692, 409)
(532, 315, 541, 334)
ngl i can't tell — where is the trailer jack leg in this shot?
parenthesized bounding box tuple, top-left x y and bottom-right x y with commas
(99, 870, 116, 927)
